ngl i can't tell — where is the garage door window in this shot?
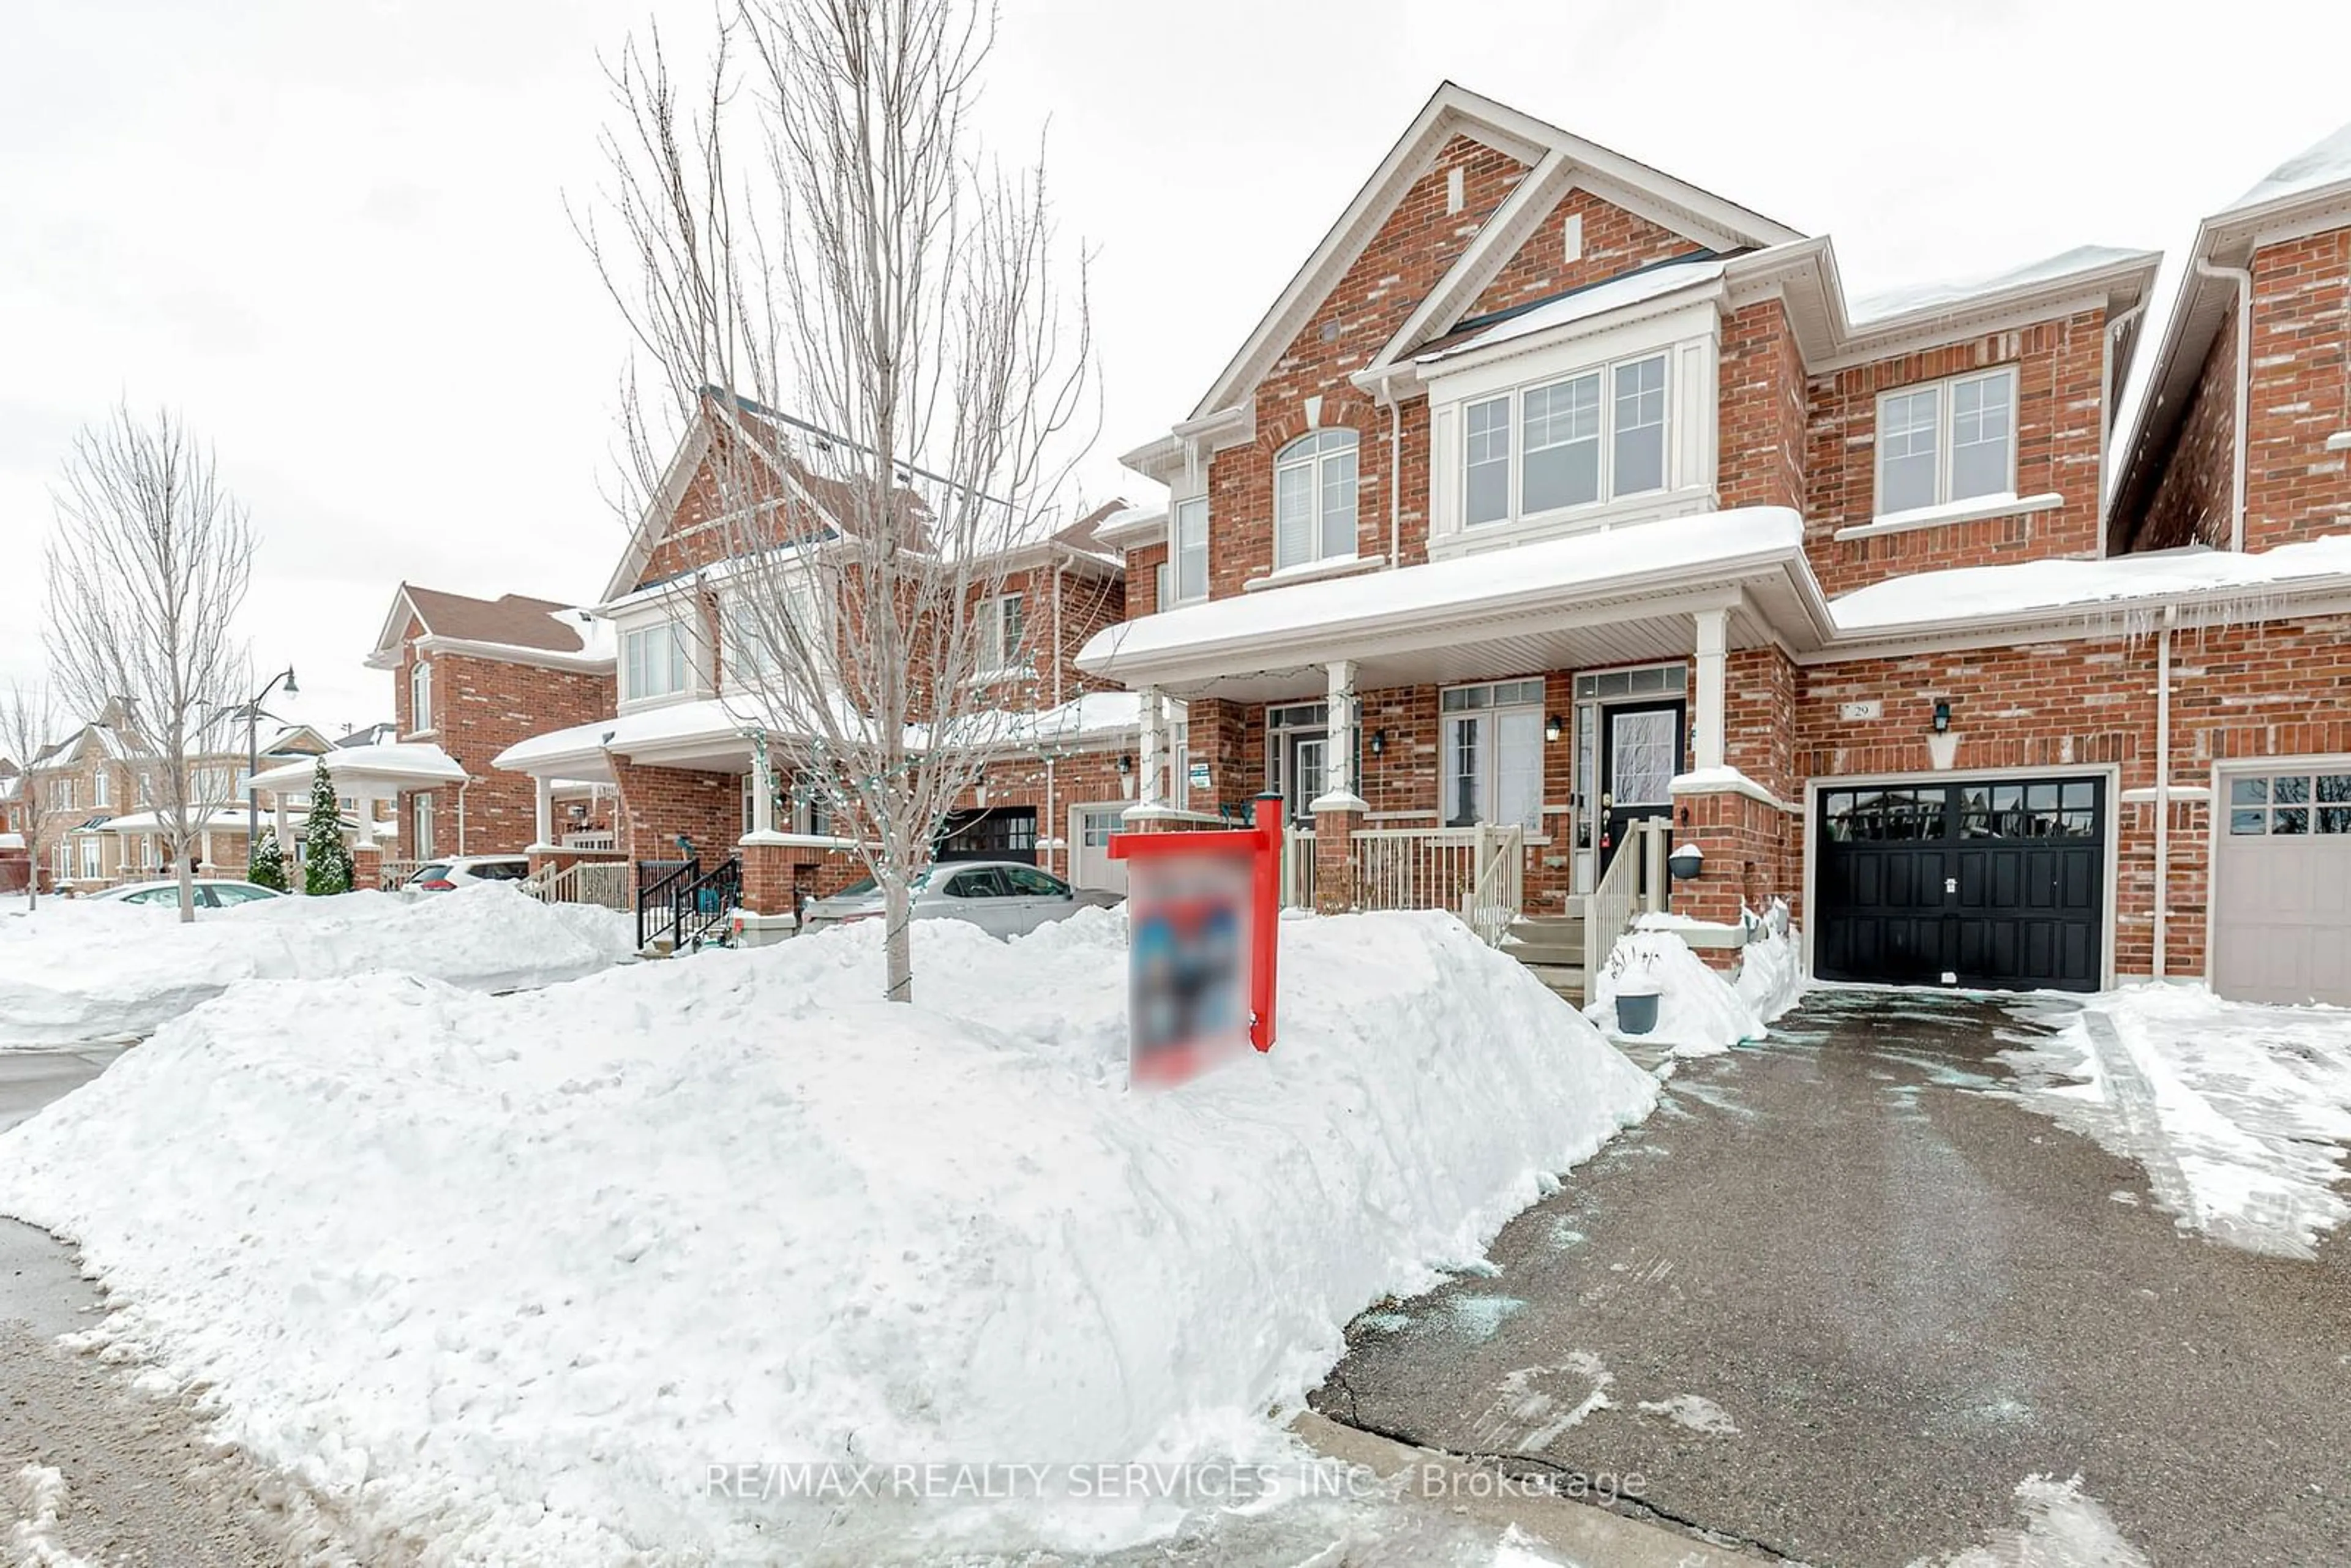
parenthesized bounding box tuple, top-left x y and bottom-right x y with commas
(1961, 780, 2098, 839)
(2229, 773, 2351, 836)
(1821, 787, 1948, 841)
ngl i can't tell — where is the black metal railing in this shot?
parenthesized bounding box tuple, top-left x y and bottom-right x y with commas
(670, 856, 742, 953)
(637, 858, 697, 951)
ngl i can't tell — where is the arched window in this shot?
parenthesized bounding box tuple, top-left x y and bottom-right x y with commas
(1273, 429, 1359, 569)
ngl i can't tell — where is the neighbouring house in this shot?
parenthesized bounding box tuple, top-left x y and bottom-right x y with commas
(21, 701, 333, 891)
(362, 585, 618, 869)
(1072, 83, 2351, 1005)
(481, 394, 1143, 929)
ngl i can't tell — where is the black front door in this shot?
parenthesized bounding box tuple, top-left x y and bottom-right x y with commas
(1597, 700, 1685, 875)
(1813, 776, 2105, 991)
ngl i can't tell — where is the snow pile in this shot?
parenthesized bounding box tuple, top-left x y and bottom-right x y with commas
(0, 885, 636, 1046)
(2226, 119, 2351, 214)
(1847, 244, 2150, 326)
(2001, 985, 2351, 1259)
(0, 909, 1654, 1561)
(1586, 929, 1765, 1057)
(7, 1463, 91, 1568)
(1733, 904, 1805, 1024)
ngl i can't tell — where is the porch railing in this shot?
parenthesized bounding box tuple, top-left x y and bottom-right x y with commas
(1460, 825, 1525, 948)
(378, 859, 426, 892)
(1586, 816, 1671, 986)
(669, 857, 743, 953)
(1346, 823, 1526, 943)
(560, 829, 617, 852)
(1281, 825, 1316, 909)
(636, 858, 697, 951)
(524, 859, 631, 912)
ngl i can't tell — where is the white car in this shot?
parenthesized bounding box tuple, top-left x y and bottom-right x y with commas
(91, 878, 286, 910)
(403, 856, 533, 893)
(801, 861, 1119, 938)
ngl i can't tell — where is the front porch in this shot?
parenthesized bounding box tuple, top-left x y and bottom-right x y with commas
(1082, 508, 1826, 981)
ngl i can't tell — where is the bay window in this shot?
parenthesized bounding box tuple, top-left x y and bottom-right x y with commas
(1463, 351, 1668, 528)
(1875, 366, 2016, 516)
(1273, 429, 1359, 568)
(621, 618, 691, 702)
(1439, 679, 1545, 832)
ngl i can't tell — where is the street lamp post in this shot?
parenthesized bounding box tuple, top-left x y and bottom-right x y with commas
(240, 667, 299, 852)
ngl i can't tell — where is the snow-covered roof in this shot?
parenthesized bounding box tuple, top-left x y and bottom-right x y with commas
(2222, 119, 2351, 218)
(1417, 257, 1726, 364)
(242, 743, 469, 795)
(1830, 535, 2351, 635)
(1079, 508, 1815, 686)
(92, 807, 257, 835)
(1846, 244, 2156, 327)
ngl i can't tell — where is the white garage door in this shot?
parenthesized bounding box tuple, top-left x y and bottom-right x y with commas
(2214, 766, 2351, 1005)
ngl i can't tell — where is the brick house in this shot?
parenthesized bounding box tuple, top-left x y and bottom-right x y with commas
(364, 585, 618, 866)
(1076, 84, 2351, 1005)
(484, 397, 1144, 927)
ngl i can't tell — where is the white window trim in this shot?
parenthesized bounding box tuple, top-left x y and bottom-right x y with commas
(1166, 495, 1210, 607)
(1272, 430, 1361, 571)
(618, 615, 696, 708)
(1834, 489, 2066, 542)
(407, 658, 433, 738)
(1461, 348, 1673, 532)
(1437, 678, 1550, 836)
(971, 592, 1029, 683)
(1242, 550, 1387, 591)
(1872, 366, 2019, 519)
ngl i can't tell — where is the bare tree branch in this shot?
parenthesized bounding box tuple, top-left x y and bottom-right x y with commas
(583, 0, 1099, 1002)
(43, 404, 257, 921)
(0, 680, 61, 910)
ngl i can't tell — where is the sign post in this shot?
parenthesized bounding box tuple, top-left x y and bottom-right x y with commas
(1109, 792, 1283, 1087)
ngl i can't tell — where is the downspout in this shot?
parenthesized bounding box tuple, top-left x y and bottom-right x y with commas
(2098, 301, 2147, 554)
(2194, 257, 2254, 551)
(1046, 554, 1064, 875)
(1380, 373, 1403, 567)
(2153, 609, 2173, 980)
(457, 777, 473, 857)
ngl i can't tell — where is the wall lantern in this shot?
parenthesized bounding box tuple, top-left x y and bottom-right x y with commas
(1368, 728, 1388, 757)
(1668, 842, 1704, 880)
(1543, 713, 1564, 743)
(1932, 699, 1952, 734)
(1116, 752, 1134, 776)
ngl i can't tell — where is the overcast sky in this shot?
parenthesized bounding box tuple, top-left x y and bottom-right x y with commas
(4, 0, 2347, 740)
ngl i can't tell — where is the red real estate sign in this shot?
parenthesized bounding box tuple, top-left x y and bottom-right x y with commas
(1109, 792, 1283, 1089)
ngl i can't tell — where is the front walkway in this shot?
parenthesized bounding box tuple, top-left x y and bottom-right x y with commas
(1310, 991, 2351, 1566)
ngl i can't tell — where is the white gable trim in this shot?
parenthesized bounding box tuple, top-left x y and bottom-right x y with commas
(601, 416, 716, 603)
(365, 585, 429, 671)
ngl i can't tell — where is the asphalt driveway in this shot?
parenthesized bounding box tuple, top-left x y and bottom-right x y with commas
(1310, 989, 2351, 1566)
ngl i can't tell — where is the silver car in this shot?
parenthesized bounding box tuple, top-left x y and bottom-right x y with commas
(801, 860, 1117, 938)
(89, 877, 286, 909)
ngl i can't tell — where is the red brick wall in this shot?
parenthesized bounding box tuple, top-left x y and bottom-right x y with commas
(1469, 187, 1692, 318)
(393, 642, 615, 858)
(1123, 542, 1166, 620)
(2134, 311, 2238, 552)
(2243, 229, 2351, 552)
(1207, 134, 1527, 595)
(612, 759, 741, 865)
(1718, 299, 1807, 514)
(1803, 310, 2109, 598)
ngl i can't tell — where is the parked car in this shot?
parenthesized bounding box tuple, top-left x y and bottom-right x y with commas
(800, 861, 1119, 938)
(403, 855, 533, 893)
(91, 878, 286, 909)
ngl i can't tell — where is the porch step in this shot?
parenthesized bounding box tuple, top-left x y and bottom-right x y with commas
(1504, 915, 1587, 1005)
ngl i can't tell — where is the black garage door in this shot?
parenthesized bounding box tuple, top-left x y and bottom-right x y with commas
(1815, 776, 2105, 991)
(934, 807, 1037, 865)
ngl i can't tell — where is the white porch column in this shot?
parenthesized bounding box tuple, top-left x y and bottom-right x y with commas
(749, 752, 776, 838)
(1693, 608, 1729, 773)
(534, 774, 556, 849)
(1310, 660, 1368, 812)
(1125, 686, 1166, 821)
(274, 793, 290, 855)
(201, 829, 215, 871)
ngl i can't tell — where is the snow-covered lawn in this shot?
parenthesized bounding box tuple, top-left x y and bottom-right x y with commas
(0, 886, 637, 1046)
(0, 908, 1654, 1562)
(2003, 985, 2351, 1259)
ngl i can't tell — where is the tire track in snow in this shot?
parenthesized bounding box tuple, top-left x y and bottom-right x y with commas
(2077, 1011, 2201, 1229)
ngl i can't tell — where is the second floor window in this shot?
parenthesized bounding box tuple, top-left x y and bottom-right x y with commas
(93, 769, 110, 808)
(50, 778, 77, 812)
(978, 593, 1026, 673)
(408, 659, 433, 732)
(1877, 366, 2016, 516)
(1273, 429, 1359, 569)
(1464, 351, 1668, 528)
(1171, 497, 1209, 604)
(622, 620, 691, 702)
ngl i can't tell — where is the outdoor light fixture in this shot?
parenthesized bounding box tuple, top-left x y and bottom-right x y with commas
(1116, 752, 1133, 776)
(1368, 728, 1387, 757)
(1932, 700, 1952, 733)
(1543, 713, 1564, 743)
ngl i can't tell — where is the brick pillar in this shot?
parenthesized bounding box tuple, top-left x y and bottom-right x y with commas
(1668, 779, 1794, 968)
(1312, 806, 1360, 915)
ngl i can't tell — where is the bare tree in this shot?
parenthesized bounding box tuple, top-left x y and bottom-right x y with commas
(44, 405, 257, 922)
(582, 0, 1093, 1002)
(0, 680, 59, 910)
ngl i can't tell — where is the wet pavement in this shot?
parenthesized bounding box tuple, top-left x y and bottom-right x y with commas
(1311, 990, 2351, 1566)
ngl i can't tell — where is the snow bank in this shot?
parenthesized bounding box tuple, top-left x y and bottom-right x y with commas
(1586, 929, 1766, 1057)
(1734, 903, 1806, 1024)
(2001, 985, 2351, 1259)
(0, 886, 636, 1046)
(0, 909, 1654, 1561)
